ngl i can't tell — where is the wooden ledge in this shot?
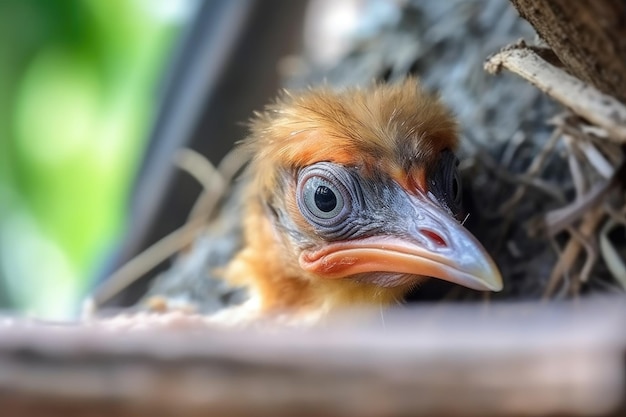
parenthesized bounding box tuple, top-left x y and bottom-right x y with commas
(0, 298, 624, 417)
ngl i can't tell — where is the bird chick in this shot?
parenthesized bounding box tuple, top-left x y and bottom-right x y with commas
(221, 78, 502, 321)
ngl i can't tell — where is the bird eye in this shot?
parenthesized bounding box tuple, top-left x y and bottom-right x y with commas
(296, 163, 356, 229)
(302, 177, 345, 220)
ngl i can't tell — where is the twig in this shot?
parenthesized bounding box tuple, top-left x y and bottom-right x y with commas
(485, 43, 626, 143)
(599, 218, 626, 290)
(564, 136, 587, 198)
(91, 148, 249, 309)
(543, 205, 606, 298)
(500, 131, 527, 169)
(497, 126, 564, 214)
(175, 149, 225, 197)
(544, 181, 613, 236)
(562, 123, 619, 180)
(187, 146, 249, 222)
(578, 140, 615, 179)
(90, 218, 206, 308)
(544, 148, 624, 235)
(565, 225, 597, 285)
(547, 236, 569, 298)
(477, 150, 566, 206)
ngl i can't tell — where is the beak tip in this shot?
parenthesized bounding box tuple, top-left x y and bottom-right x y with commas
(477, 267, 504, 292)
(463, 257, 503, 292)
(487, 279, 504, 292)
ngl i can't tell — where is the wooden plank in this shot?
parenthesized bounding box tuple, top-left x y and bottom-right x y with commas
(0, 299, 624, 416)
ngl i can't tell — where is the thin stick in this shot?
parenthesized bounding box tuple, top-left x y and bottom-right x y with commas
(497, 126, 564, 214)
(91, 148, 248, 309)
(485, 43, 626, 143)
(544, 182, 610, 236)
(543, 205, 606, 298)
(187, 147, 249, 222)
(90, 217, 206, 308)
(175, 148, 225, 195)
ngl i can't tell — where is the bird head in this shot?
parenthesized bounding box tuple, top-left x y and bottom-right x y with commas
(239, 78, 502, 310)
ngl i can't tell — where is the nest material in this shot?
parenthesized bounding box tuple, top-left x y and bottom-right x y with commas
(90, 0, 626, 314)
(477, 44, 626, 299)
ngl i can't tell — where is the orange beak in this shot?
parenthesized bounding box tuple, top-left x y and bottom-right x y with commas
(299, 193, 503, 292)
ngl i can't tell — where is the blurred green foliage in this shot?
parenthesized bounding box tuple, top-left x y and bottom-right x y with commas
(0, 0, 184, 318)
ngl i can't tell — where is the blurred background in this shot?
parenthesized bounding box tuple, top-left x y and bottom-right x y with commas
(0, 0, 315, 318)
(0, 0, 190, 317)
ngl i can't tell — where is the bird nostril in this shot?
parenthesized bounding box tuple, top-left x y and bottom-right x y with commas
(420, 229, 447, 247)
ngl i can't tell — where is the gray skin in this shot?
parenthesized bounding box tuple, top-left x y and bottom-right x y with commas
(261, 150, 472, 290)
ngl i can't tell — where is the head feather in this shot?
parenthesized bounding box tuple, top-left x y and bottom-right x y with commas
(244, 77, 458, 193)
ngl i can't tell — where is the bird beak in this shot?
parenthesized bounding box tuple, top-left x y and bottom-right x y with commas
(299, 193, 503, 292)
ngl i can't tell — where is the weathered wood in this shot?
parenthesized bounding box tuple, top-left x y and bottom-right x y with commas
(485, 43, 626, 143)
(0, 299, 625, 417)
(509, 0, 626, 104)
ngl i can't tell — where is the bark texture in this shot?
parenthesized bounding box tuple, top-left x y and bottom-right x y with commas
(510, 0, 626, 103)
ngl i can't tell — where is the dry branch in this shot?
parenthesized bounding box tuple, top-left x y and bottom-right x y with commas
(485, 44, 626, 143)
(544, 204, 606, 298)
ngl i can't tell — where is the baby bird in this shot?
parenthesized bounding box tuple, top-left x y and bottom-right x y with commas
(219, 78, 502, 321)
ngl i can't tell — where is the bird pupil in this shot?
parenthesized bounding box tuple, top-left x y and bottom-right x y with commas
(314, 186, 337, 212)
